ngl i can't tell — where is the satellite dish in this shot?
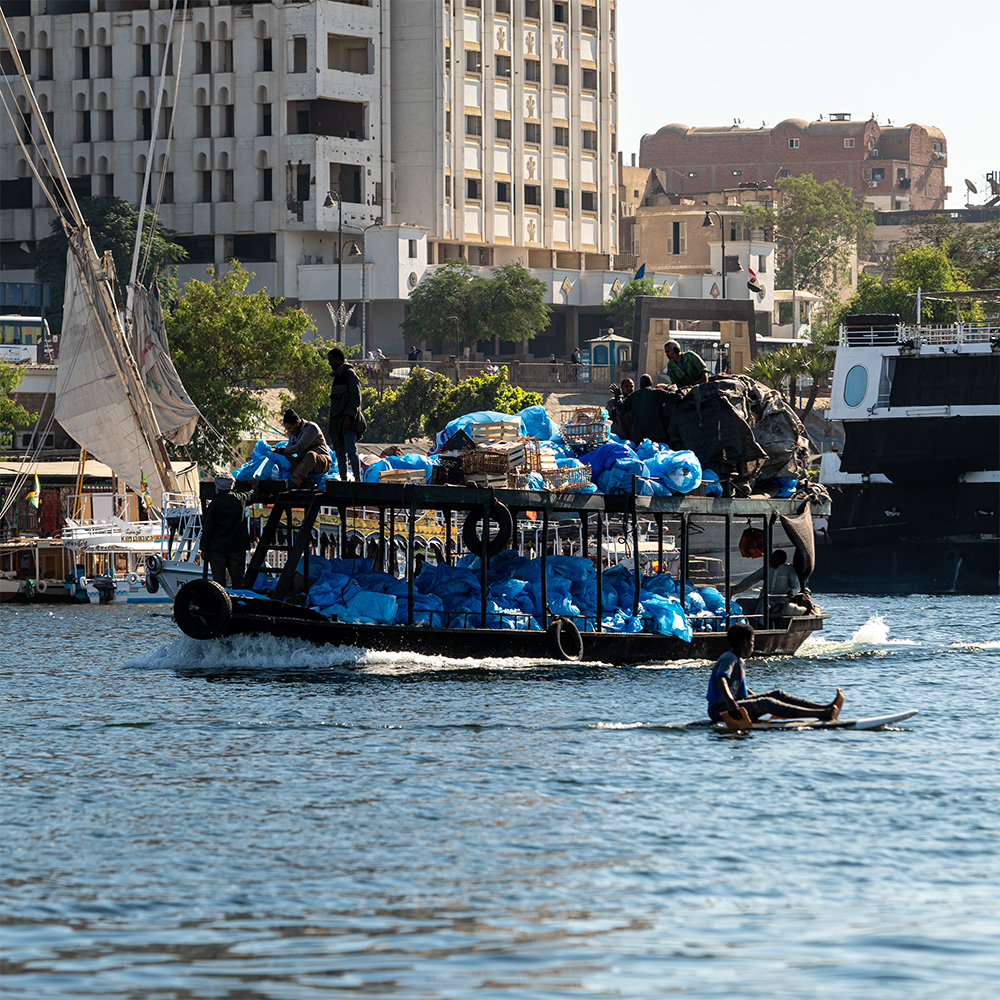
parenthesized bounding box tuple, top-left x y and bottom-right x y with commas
(965, 179, 978, 194)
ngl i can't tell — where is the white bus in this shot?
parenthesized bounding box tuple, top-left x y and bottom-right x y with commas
(0, 315, 52, 363)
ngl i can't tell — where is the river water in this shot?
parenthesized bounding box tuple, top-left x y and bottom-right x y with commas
(2, 595, 997, 999)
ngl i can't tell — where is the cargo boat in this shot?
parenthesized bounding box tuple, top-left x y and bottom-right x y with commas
(172, 481, 829, 664)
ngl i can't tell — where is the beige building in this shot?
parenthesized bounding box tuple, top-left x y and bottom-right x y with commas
(1, 0, 623, 354)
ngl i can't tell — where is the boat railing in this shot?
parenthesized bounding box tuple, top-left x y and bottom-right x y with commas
(839, 321, 1000, 347)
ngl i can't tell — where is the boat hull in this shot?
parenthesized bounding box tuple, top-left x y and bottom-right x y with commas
(197, 599, 825, 665)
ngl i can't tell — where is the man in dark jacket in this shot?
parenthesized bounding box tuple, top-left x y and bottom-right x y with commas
(607, 377, 634, 439)
(272, 408, 332, 487)
(327, 347, 366, 481)
(200, 475, 254, 588)
(628, 374, 668, 445)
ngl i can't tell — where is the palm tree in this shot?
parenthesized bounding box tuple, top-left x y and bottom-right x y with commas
(743, 342, 833, 419)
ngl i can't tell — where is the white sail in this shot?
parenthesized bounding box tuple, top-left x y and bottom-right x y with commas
(55, 235, 179, 508)
(130, 279, 200, 445)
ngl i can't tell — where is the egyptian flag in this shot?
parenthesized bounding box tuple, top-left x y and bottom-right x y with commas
(747, 267, 765, 300)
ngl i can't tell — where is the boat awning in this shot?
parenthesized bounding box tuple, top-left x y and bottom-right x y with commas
(0, 459, 200, 493)
(772, 290, 823, 303)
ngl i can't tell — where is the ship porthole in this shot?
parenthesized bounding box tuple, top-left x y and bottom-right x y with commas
(844, 365, 868, 407)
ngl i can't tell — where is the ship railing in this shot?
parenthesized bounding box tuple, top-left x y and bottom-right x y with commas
(839, 321, 1000, 347)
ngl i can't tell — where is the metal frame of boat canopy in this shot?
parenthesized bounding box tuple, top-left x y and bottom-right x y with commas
(241, 481, 829, 637)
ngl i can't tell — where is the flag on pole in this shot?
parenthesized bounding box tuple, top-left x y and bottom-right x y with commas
(26, 475, 40, 509)
(633, 263, 646, 281)
(747, 267, 765, 300)
(139, 469, 151, 506)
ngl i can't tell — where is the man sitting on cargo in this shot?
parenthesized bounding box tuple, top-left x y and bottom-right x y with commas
(269, 408, 332, 489)
(664, 340, 709, 387)
(732, 549, 814, 616)
(708, 623, 844, 727)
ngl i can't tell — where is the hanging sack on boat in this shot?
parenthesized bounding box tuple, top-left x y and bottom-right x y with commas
(739, 527, 766, 559)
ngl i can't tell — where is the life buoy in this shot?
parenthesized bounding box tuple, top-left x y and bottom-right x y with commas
(174, 579, 233, 640)
(128, 573, 140, 586)
(547, 617, 583, 661)
(462, 500, 513, 558)
(35, 579, 47, 594)
(739, 527, 766, 559)
(146, 554, 163, 574)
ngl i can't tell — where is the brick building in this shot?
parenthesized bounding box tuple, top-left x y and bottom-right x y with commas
(639, 114, 948, 212)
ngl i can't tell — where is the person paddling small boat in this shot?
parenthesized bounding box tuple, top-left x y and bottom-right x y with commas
(708, 622, 844, 730)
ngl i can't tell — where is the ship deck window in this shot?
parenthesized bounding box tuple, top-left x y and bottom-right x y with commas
(844, 365, 868, 407)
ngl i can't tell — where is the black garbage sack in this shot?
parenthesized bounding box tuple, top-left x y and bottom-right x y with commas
(664, 376, 808, 486)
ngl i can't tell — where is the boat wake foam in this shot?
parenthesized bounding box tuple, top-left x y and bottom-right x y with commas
(794, 613, 918, 659)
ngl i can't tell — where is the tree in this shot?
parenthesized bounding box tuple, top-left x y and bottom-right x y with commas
(1, 362, 36, 453)
(601, 277, 666, 343)
(363, 366, 454, 442)
(165, 262, 324, 467)
(743, 337, 835, 420)
(834, 245, 976, 325)
(423, 369, 543, 440)
(743, 175, 875, 312)
(30, 196, 186, 338)
(892, 217, 1000, 289)
(401, 260, 551, 349)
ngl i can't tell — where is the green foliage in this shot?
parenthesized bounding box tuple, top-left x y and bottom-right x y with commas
(362, 366, 454, 442)
(401, 260, 551, 347)
(30, 196, 186, 338)
(601, 277, 665, 342)
(835, 246, 978, 325)
(164, 262, 321, 466)
(891, 217, 1000, 290)
(743, 175, 874, 310)
(0, 362, 36, 453)
(743, 336, 834, 419)
(422, 369, 543, 440)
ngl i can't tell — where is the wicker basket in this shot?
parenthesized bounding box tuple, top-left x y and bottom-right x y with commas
(542, 466, 594, 491)
(560, 406, 609, 450)
(461, 440, 525, 473)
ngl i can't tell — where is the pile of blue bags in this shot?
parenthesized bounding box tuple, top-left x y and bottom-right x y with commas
(249, 551, 745, 639)
(232, 439, 338, 487)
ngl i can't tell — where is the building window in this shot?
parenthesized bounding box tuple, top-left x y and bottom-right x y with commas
(496, 181, 510, 202)
(758, 254, 766, 273)
(292, 37, 307, 74)
(197, 105, 211, 138)
(553, 2, 568, 23)
(582, 128, 597, 150)
(778, 168, 791, 178)
(581, 5, 597, 28)
(871, 167, 885, 181)
(524, 184, 541, 206)
(446, 109, 452, 135)
(199, 170, 212, 203)
(843, 137, 855, 148)
(496, 0, 511, 12)
(445, 175, 451, 197)
(259, 38, 272, 72)
(933, 141, 943, 153)
(524, 58, 540, 82)
(581, 67, 597, 91)
(219, 40, 233, 73)
(465, 49, 482, 75)
(222, 105, 234, 138)
(466, 177, 482, 200)
(260, 167, 272, 201)
(158, 105, 173, 140)
(581, 191, 596, 212)
(219, 169, 234, 203)
(496, 54, 511, 77)
(525, 122, 541, 144)
(729, 220, 742, 241)
(788, 137, 799, 148)
(465, 0, 482, 7)
(445, 45, 450, 73)
(495, 117, 511, 140)
(553, 125, 569, 147)
(525, 0, 540, 18)
(554, 187, 568, 209)
(260, 103, 272, 136)
(100, 110, 113, 141)
(196, 40, 210, 74)
(409, 239, 418, 258)
(465, 114, 482, 137)
(669, 221, 687, 255)
(139, 107, 152, 141)
(553, 63, 568, 86)
(78, 110, 91, 143)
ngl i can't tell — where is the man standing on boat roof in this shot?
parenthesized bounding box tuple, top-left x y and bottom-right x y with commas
(327, 347, 366, 482)
(201, 474, 255, 589)
(664, 340, 709, 387)
(708, 623, 844, 727)
(270, 408, 333, 488)
(628, 373, 669, 445)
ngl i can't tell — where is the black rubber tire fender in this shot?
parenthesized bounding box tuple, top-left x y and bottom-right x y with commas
(146, 554, 164, 574)
(547, 617, 583, 662)
(145, 572, 160, 595)
(174, 579, 233, 640)
(462, 500, 513, 558)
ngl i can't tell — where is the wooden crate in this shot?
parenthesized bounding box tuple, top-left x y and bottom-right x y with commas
(462, 440, 525, 474)
(470, 417, 521, 444)
(378, 468, 427, 484)
(521, 436, 559, 473)
(463, 472, 509, 488)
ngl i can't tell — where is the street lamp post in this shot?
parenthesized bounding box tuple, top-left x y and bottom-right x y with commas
(702, 209, 727, 298)
(323, 190, 343, 332)
(357, 218, 382, 358)
(448, 315, 460, 382)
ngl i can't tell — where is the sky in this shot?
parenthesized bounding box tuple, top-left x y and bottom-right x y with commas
(615, 0, 998, 210)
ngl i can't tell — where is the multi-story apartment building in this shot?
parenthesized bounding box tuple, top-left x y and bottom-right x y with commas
(640, 114, 948, 212)
(1, 0, 622, 356)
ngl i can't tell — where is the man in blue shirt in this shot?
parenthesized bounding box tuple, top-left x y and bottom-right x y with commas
(708, 623, 844, 727)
